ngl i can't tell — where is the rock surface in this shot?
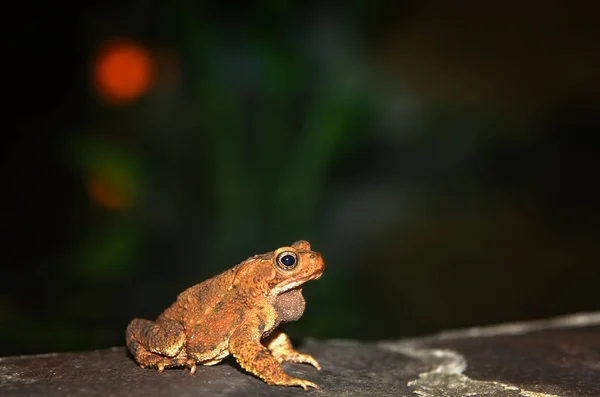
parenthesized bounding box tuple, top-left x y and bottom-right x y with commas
(1, 312, 599, 396)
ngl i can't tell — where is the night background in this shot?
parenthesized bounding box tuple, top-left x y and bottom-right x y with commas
(3, 1, 599, 357)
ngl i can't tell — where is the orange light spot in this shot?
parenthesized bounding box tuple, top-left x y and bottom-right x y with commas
(87, 173, 133, 211)
(93, 39, 155, 105)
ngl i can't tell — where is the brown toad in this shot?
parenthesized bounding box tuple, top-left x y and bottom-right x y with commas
(126, 240, 325, 389)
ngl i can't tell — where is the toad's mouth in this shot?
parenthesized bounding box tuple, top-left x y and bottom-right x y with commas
(269, 271, 323, 296)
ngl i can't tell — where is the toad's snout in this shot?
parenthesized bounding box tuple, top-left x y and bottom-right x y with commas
(309, 252, 325, 275)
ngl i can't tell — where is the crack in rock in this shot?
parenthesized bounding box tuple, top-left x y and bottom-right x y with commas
(377, 312, 600, 396)
(379, 343, 561, 397)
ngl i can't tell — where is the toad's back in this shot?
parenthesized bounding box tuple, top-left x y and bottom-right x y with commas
(159, 265, 241, 327)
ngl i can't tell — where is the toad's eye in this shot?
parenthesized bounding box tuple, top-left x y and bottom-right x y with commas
(276, 252, 298, 270)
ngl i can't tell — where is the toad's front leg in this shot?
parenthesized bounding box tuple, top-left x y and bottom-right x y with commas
(264, 329, 321, 370)
(229, 320, 318, 390)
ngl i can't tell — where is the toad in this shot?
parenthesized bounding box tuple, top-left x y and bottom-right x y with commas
(126, 240, 325, 389)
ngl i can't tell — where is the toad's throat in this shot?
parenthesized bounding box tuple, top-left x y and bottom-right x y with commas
(269, 272, 322, 296)
(273, 288, 306, 324)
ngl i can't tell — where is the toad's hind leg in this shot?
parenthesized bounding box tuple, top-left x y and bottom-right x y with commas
(126, 318, 192, 372)
(127, 339, 195, 372)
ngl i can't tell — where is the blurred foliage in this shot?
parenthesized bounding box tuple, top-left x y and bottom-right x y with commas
(2, 1, 599, 355)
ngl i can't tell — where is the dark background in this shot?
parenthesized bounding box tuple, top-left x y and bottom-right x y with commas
(2, 1, 599, 356)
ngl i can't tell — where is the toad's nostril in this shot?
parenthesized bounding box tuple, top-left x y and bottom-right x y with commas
(310, 254, 316, 260)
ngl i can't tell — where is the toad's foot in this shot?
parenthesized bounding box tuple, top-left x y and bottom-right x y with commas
(264, 329, 321, 370)
(274, 376, 319, 390)
(185, 359, 197, 375)
(278, 352, 321, 371)
(138, 356, 190, 373)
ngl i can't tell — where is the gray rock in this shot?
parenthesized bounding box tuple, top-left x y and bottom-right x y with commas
(1, 312, 599, 396)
